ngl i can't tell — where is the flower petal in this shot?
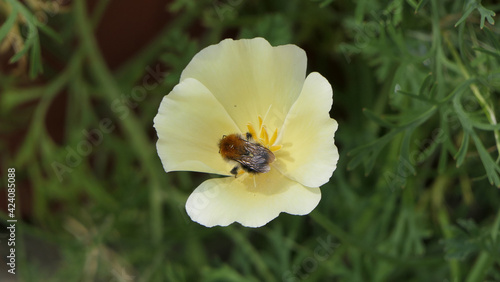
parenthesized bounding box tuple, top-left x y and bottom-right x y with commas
(185, 169, 321, 227)
(274, 72, 339, 188)
(180, 38, 307, 133)
(154, 78, 240, 175)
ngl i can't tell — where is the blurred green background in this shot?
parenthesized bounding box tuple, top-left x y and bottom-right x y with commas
(1, 0, 500, 281)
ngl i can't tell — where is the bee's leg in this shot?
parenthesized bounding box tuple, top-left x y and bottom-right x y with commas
(230, 165, 239, 178)
(245, 132, 253, 141)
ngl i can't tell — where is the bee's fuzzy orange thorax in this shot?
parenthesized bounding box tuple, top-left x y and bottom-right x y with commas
(219, 134, 247, 160)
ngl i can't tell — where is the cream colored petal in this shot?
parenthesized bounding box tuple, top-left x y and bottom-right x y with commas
(180, 38, 307, 133)
(274, 72, 339, 188)
(153, 78, 240, 175)
(185, 169, 321, 227)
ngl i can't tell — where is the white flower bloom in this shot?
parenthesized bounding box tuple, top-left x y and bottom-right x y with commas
(154, 38, 339, 227)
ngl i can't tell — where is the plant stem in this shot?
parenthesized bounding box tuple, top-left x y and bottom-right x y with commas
(310, 211, 441, 265)
(74, 0, 163, 245)
(226, 229, 276, 282)
(443, 33, 500, 158)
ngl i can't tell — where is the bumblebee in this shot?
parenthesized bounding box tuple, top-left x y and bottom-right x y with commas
(218, 133, 275, 177)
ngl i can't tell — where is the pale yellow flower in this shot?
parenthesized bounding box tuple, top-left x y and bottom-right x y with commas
(153, 38, 339, 227)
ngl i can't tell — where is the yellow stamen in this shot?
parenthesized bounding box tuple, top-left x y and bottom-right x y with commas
(269, 128, 278, 145)
(237, 169, 245, 177)
(270, 145, 282, 151)
(247, 123, 257, 140)
(247, 116, 283, 153)
(231, 115, 284, 177)
(260, 126, 269, 144)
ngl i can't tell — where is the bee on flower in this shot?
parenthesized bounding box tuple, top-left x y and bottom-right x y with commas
(153, 38, 339, 227)
(219, 132, 275, 177)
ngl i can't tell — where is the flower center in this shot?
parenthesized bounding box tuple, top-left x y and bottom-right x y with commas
(247, 116, 282, 152)
(219, 116, 282, 178)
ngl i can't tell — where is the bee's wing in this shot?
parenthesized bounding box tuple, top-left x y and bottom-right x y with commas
(238, 143, 274, 173)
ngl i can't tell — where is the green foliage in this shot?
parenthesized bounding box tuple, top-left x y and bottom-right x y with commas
(455, 0, 496, 29)
(0, 0, 62, 78)
(0, 0, 499, 281)
(344, 0, 500, 188)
